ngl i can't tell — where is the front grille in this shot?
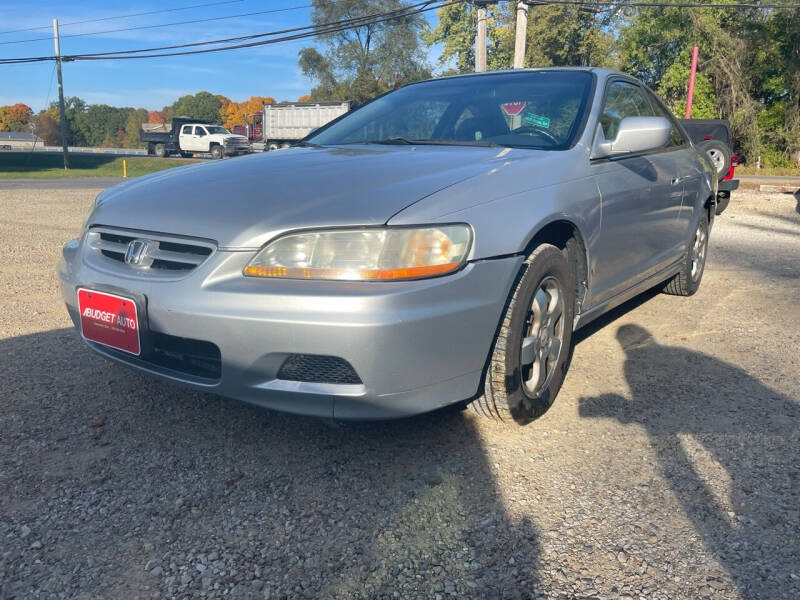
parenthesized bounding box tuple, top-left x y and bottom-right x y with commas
(277, 354, 362, 385)
(87, 227, 215, 272)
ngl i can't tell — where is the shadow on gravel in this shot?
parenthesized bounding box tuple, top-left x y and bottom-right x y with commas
(579, 324, 800, 600)
(0, 328, 541, 599)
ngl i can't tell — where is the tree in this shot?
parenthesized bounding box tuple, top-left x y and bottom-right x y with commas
(617, 6, 766, 161)
(72, 104, 134, 147)
(297, 94, 312, 102)
(124, 108, 149, 148)
(219, 95, 276, 129)
(424, 3, 509, 74)
(0, 103, 33, 131)
(147, 110, 166, 124)
(298, 0, 430, 103)
(425, 4, 616, 74)
(171, 91, 223, 124)
(32, 110, 60, 145)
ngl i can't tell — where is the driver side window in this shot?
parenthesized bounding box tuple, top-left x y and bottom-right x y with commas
(600, 81, 655, 139)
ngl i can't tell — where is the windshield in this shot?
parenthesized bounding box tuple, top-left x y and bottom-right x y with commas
(205, 126, 230, 135)
(308, 71, 593, 150)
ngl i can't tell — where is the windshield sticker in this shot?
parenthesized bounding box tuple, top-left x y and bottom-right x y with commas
(501, 102, 526, 116)
(522, 113, 551, 128)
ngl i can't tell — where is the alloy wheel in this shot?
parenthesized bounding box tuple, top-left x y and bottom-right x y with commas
(690, 223, 707, 281)
(520, 276, 565, 396)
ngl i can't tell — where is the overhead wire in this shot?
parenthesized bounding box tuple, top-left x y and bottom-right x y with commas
(0, 0, 245, 36)
(0, 0, 453, 64)
(0, 0, 798, 65)
(0, 4, 314, 46)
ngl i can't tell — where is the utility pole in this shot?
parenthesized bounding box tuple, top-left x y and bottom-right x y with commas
(475, 1, 489, 72)
(513, 1, 529, 69)
(52, 18, 69, 170)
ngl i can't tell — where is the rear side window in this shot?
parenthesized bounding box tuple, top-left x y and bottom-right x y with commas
(194, 126, 206, 136)
(646, 91, 688, 147)
(181, 125, 192, 135)
(600, 81, 655, 139)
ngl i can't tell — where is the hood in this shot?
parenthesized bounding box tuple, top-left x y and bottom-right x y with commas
(91, 145, 533, 248)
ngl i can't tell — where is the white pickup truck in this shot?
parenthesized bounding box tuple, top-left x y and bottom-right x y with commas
(140, 118, 251, 159)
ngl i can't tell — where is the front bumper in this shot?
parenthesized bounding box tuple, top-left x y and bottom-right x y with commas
(58, 239, 521, 419)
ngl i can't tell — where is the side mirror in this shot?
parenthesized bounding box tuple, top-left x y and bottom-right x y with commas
(592, 116, 672, 159)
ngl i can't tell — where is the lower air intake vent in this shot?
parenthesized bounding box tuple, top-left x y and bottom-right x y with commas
(277, 354, 362, 385)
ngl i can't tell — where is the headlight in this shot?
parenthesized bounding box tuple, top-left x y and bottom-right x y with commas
(244, 225, 472, 281)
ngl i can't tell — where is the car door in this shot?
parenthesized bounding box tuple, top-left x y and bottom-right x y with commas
(179, 125, 196, 151)
(645, 89, 702, 243)
(192, 126, 209, 151)
(588, 79, 686, 307)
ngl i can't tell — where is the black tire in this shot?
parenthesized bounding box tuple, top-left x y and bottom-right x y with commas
(469, 243, 575, 425)
(662, 211, 709, 296)
(698, 140, 731, 181)
(715, 192, 730, 215)
(153, 143, 166, 158)
(210, 145, 224, 160)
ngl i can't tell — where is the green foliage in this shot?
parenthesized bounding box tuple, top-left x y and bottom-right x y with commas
(422, 4, 799, 165)
(299, 0, 430, 104)
(124, 108, 149, 148)
(171, 91, 223, 124)
(657, 51, 716, 119)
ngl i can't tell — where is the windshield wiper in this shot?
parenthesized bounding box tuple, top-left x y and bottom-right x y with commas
(293, 140, 322, 148)
(369, 136, 416, 145)
(366, 137, 500, 147)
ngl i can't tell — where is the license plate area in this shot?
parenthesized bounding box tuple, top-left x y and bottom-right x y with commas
(77, 288, 141, 355)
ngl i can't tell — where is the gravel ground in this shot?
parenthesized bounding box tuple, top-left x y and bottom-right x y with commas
(1, 187, 798, 600)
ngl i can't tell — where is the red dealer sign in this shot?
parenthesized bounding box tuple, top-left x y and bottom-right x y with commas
(77, 289, 140, 355)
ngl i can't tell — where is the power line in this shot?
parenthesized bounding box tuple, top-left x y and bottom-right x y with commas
(0, 0, 245, 36)
(65, 0, 438, 59)
(540, 0, 799, 7)
(0, 4, 314, 46)
(73, 0, 453, 61)
(1, 0, 797, 65)
(0, 0, 449, 64)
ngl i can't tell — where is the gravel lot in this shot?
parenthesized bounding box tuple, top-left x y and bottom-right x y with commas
(1, 187, 798, 600)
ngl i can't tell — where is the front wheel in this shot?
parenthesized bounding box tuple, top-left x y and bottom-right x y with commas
(662, 211, 709, 296)
(210, 145, 224, 160)
(469, 243, 575, 425)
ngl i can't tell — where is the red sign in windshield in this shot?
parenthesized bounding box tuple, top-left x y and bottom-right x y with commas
(501, 102, 526, 116)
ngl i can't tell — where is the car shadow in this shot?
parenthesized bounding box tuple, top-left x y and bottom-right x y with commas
(0, 328, 541, 599)
(578, 324, 800, 600)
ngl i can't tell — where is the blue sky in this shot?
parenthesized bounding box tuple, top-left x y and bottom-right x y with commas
(0, 0, 444, 111)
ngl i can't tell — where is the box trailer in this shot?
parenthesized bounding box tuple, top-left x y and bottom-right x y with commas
(233, 102, 350, 151)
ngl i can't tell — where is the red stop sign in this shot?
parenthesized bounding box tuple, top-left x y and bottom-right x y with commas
(502, 102, 526, 116)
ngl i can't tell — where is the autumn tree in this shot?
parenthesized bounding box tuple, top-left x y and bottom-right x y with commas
(220, 96, 276, 129)
(0, 103, 33, 131)
(147, 110, 166, 124)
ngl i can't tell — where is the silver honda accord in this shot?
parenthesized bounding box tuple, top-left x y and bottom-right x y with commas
(58, 68, 716, 424)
